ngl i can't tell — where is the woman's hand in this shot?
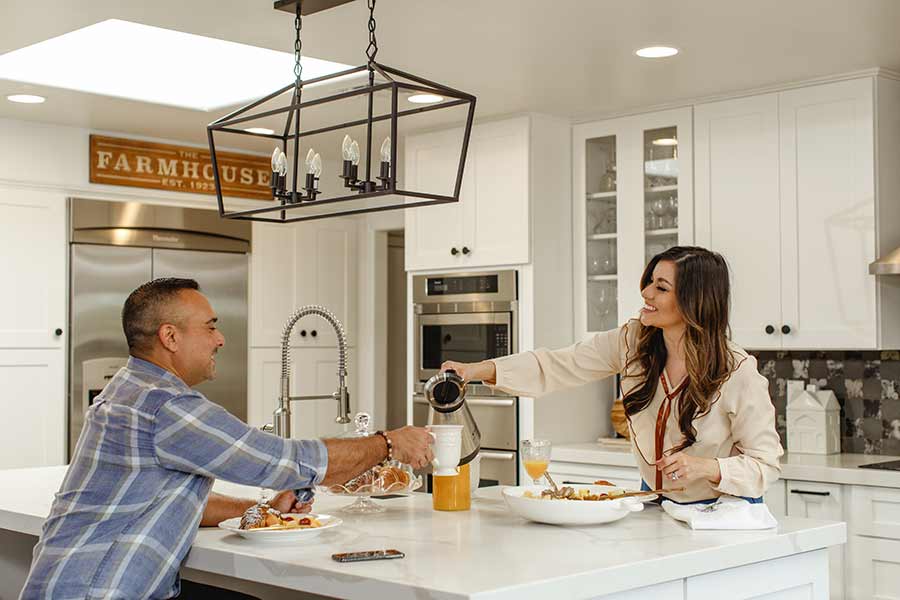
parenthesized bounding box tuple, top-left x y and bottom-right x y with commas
(656, 452, 721, 485)
(440, 360, 497, 384)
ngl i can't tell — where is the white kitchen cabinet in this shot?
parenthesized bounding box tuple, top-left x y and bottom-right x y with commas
(404, 117, 530, 271)
(250, 218, 357, 348)
(848, 536, 900, 600)
(572, 107, 693, 340)
(0, 188, 66, 348)
(248, 346, 356, 440)
(0, 349, 65, 468)
(786, 480, 845, 600)
(695, 75, 900, 349)
(686, 549, 830, 600)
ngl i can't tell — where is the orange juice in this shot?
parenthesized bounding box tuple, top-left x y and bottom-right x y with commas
(524, 459, 549, 480)
(432, 463, 471, 511)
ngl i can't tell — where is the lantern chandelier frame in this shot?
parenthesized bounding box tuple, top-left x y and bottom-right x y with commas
(207, 0, 476, 223)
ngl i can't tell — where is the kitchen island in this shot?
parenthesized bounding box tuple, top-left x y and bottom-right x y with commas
(1, 466, 844, 600)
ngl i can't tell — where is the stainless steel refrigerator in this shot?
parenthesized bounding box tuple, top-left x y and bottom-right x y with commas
(68, 198, 251, 458)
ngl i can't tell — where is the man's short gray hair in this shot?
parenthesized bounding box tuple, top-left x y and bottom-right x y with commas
(121, 278, 200, 354)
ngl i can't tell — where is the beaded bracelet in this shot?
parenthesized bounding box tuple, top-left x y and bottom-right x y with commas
(375, 430, 393, 462)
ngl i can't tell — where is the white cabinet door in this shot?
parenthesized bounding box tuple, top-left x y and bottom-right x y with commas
(848, 536, 900, 600)
(687, 549, 830, 600)
(250, 218, 357, 348)
(694, 93, 782, 349)
(0, 349, 65, 468)
(778, 78, 876, 349)
(463, 118, 530, 268)
(405, 117, 531, 271)
(404, 127, 468, 271)
(0, 188, 66, 348)
(846, 485, 900, 540)
(248, 347, 356, 440)
(786, 481, 845, 600)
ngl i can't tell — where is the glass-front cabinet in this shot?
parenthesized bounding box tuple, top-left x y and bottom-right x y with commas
(573, 108, 692, 340)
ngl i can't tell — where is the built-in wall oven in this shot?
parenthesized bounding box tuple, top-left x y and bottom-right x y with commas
(412, 270, 519, 487)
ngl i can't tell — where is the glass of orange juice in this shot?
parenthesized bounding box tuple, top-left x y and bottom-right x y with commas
(521, 439, 551, 484)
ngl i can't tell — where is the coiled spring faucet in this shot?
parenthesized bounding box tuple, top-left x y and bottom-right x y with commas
(263, 305, 351, 438)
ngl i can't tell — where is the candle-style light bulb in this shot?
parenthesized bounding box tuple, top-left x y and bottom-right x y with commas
(380, 137, 391, 164)
(311, 153, 322, 178)
(277, 151, 288, 177)
(305, 148, 316, 172)
(349, 140, 360, 166)
(341, 135, 353, 161)
(271, 147, 281, 172)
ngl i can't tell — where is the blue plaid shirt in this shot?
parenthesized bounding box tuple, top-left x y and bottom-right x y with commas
(21, 357, 327, 600)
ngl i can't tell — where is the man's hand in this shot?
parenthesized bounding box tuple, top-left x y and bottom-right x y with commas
(268, 490, 314, 514)
(387, 426, 434, 469)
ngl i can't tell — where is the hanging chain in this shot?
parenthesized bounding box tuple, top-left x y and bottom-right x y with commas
(294, 0, 303, 89)
(365, 0, 378, 64)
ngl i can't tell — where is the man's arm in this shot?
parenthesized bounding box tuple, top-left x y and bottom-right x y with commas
(200, 490, 313, 527)
(320, 426, 434, 485)
(200, 492, 255, 527)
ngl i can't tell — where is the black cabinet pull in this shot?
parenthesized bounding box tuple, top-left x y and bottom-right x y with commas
(782, 325, 791, 335)
(299, 329, 307, 337)
(765, 325, 775, 334)
(462, 246, 471, 255)
(790, 489, 830, 497)
(450, 247, 459, 256)
(54, 328, 63, 336)
(311, 330, 317, 338)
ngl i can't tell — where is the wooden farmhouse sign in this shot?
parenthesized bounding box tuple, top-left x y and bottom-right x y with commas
(89, 135, 272, 201)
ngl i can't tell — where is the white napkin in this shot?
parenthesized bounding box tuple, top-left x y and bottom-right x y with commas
(661, 496, 777, 530)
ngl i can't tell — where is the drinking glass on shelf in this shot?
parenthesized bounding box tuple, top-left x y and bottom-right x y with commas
(521, 439, 552, 484)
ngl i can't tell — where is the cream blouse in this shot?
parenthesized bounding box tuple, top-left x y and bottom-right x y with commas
(492, 320, 783, 503)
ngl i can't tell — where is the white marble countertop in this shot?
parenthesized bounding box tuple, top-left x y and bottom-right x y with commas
(1, 466, 845, 600)
(553, 442, 900, 488)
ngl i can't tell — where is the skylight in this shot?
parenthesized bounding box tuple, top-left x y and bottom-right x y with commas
(0, 19, 354, 111)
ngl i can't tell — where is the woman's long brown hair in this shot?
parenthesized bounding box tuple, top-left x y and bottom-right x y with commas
(622, 246, 734, 452)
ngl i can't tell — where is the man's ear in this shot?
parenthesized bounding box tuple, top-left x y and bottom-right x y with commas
(158, 323, 179, 353)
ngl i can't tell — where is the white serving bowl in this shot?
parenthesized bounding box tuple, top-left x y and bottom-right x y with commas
(502, 485, 644, 526)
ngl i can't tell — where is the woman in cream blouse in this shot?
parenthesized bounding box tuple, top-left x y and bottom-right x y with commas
(443, 246, 783, 504)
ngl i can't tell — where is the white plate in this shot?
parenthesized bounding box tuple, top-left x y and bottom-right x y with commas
(218, 513, 341, 542)
(502, 485, 645, 526)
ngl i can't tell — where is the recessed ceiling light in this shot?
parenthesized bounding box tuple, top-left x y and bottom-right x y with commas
(652, 137, 678, 146)
(408, 93, 443, 104)
(635, 46, 679, 59)
(244, 127, 275, 135)
(0, 19, 353, 111)
(6, 94, 45, 104)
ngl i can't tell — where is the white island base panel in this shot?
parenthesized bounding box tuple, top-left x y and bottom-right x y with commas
(0, 467, 844, 600)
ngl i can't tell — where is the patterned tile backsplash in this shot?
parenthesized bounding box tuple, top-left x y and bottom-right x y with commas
(749, 350, 900, 456)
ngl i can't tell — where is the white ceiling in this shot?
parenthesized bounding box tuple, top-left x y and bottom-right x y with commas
(2, 0, 899, 155)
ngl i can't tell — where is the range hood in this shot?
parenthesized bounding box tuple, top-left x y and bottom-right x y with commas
(869, 247, 900, 275)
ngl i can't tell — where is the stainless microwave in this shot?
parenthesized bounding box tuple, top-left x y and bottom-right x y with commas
(413, 270, 518, 383)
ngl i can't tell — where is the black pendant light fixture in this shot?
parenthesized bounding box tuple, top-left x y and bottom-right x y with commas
(207, 0, 476, 223)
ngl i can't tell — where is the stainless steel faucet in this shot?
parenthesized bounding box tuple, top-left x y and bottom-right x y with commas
(263, 305, 351, 438)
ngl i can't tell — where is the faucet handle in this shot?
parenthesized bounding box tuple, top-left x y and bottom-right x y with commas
(260, 423, 275, 433)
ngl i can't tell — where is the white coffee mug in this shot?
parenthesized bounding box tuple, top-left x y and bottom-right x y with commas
(428, 424, 463, 476)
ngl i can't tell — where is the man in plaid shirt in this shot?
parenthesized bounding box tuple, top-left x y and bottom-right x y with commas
(21, 278, 433, 599)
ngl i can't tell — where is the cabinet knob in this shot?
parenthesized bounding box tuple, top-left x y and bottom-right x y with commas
(462, 246, 471, 255)
(765, 325, 775, 335)
(54, 328, 63, 336)
(781, 325, 791, 335)
(299, 329, 307, 337)
(311, 330, 317, 338)
(450, 247, 459, 256)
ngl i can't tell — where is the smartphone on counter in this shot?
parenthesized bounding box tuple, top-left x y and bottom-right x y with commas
(332, 549, 405, 563)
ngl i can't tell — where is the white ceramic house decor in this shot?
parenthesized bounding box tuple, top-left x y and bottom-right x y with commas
(786, 384, 841, 454)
